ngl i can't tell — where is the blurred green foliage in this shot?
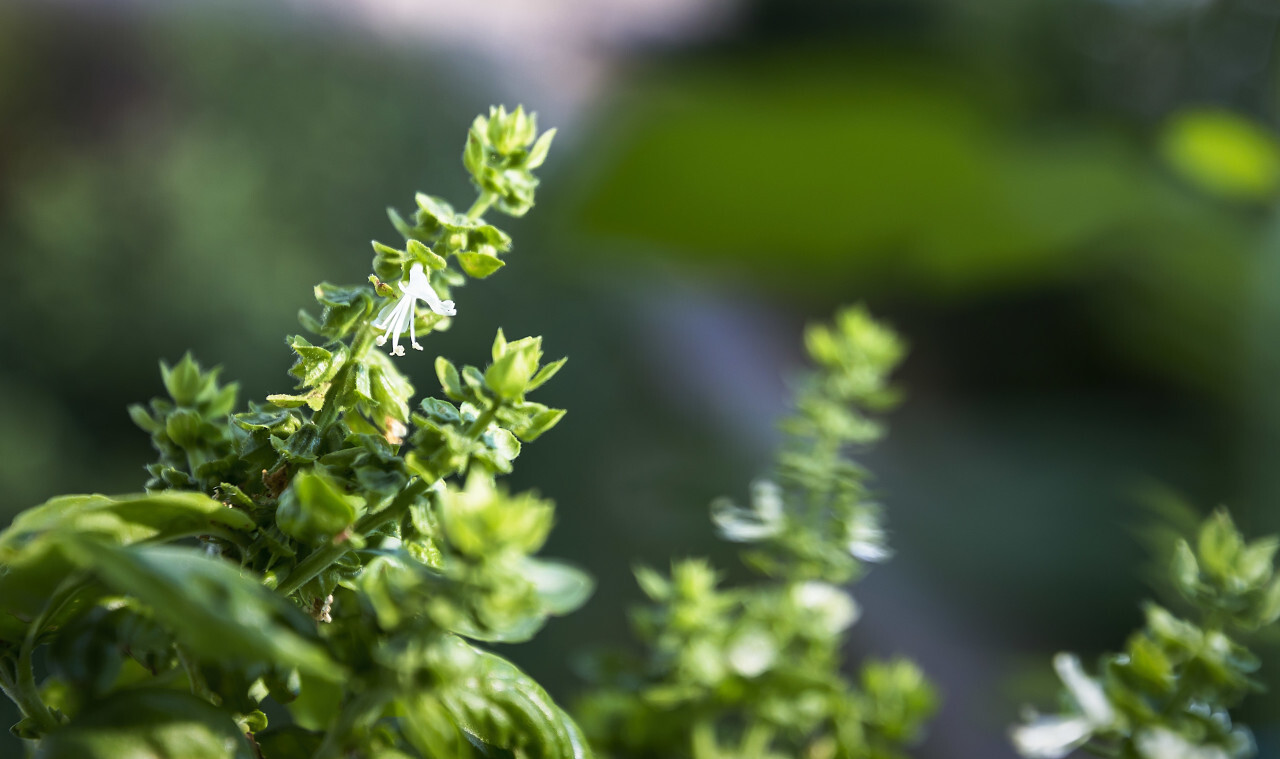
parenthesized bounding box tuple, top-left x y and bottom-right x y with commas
(580, 307, 937, 759)
(1013, 510, 1280, 758)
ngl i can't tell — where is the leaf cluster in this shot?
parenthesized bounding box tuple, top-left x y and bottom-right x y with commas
(577, 307, 937, 759)
(0, 108, 589, 759)
(1012, 510, 1280, 759)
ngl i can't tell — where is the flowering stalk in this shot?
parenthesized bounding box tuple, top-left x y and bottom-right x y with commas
(1012, 509, 1280, 759)
(578, 306, 937, 759)
(0, 106, 594, 758)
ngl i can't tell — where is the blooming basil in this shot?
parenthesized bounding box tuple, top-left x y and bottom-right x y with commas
(373, 263, 455, 356)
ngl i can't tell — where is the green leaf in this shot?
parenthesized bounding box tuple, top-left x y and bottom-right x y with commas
(286, 336, 344, 389)
(485, 338, 542, 401)
(407, 238, 447, 270)
(440, 475, 553, 559)
(1171, 539, 1201, 597)
(518, 407, 567, 442)
(1198, 510, 1243, 583)
(267, 387, 326, 412)
(522, 558, 594, 616)
(437, 356, 465, 401)
(0, 492, 253, 557)
(458, 251, 506, 279)
(464, 130, 487, 181)
(367, 350, 415, 423)
(68, 540, 341, 681)
(421, 397, 462, 424)
(416, 193, 456, 224)
(34, 689, 255, 759)
(1238, 537, 1278, 587)
(633, 565, 670, 601)
(388, 206, 416, 239)
(463, 366, 487, 394)
(526, 357, 567, 392)
(442, 645, 595, 759)
(128, 403, 160, 433)
(1256, 576, 1280, 627)
(526, 128, 556, 170)
(1161, 108, 1280, 201)
(276, 469, 362, 544)
(161, 353, 205, 407)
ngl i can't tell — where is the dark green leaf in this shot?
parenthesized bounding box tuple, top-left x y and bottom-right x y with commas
(34, 689, 255, 759)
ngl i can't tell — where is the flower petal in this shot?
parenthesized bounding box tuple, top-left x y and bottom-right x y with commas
(1010, 715, 1093, 759)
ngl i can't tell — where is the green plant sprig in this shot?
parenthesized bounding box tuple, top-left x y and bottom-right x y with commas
(0, 106, 594, 759)
(1011, 509, 1280, 759)
(577, 306, 937, 759)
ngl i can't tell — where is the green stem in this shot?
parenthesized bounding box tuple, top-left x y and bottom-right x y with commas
(313, 323, 378, 432)
(741, 723, 774, 757)
(692, 719, 718, 759)
(277, 478, 429, 596)
(9, 574, 94, 735)
(175, 645, 214, 700)
(275, 401, 500, 596)
(0, 658, 58, 736)
(466, 191, 496, 220)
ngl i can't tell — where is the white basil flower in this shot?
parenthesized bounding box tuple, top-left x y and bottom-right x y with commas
(373, 263, 456, 356)
(1135, 728, 1229, 759)
(791, 580, 860, 634)
(710, 480, 785, 543)
(845, 507, 893, 563)
(1010, 653, 1116, 759)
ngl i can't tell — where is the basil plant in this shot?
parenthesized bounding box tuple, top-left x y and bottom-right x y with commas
(0, 105, 590, 759)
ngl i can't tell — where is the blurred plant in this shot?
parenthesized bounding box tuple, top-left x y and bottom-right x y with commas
(576, 307, 938, 759)
(0, 106, 595, 758)
(1011, 509, 1280, 759)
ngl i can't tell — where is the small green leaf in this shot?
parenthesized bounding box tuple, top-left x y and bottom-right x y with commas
(286, 336, 344, 389)
(519, 407, 566, 442)
(464, 130, 487, 180)
(1171, 539, 1201, 597)
(161, 354, 204, 406)
(458, 251, 506, 279)
(526, 357, 567, 392)
(388, 206, 415, 239)
(437, 357, 465, 401)
(1238, 537, 1278, 587)
(523, 558, 594, 616)
(277, 469, 362, 544)
(526, 128, 556, 170)
(633, 565, 670, 601)
(1198, 509, 1243, 583)
(407, 238, 447, 270)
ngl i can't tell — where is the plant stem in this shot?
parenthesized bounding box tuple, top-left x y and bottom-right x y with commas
(466, 191, 496, 220)
(692, 719, 718, 759)
(0, 657, 58, 736)
(741, 723, 774, 757)
(276, 478, 428, 596)
(175, 644, 214, 700)
(313, 323, 378, 431)
(7, 575, 91, 735)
